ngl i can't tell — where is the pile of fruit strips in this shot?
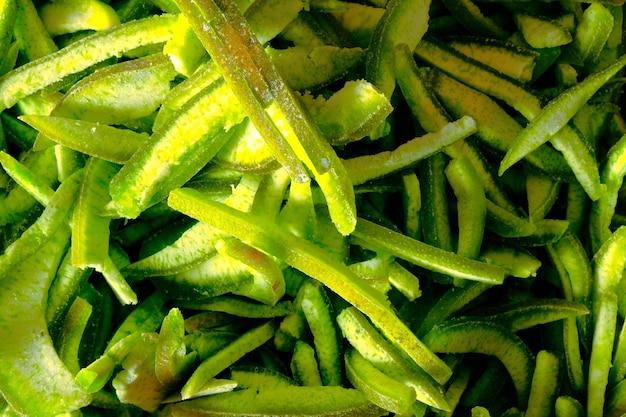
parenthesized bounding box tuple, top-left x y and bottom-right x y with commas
(1, 0, 626, 416)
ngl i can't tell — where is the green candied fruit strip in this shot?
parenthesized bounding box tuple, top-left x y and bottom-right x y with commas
(331, 3, 385, 48)
(555, 396, 584, 417)
(14, 89, 63, 120)
(280, 11, 338, 48)
(99, 251, 138, 306)
(588, 292, 619, 417)
(513, 11, 572, 49)
(218, 163, 264, 211)
(394, 43, 453, 133)
(0, 41, 18, 77)
(125, 173, 265, 281)
(401, 170, 420, 240)
(472, 406, 493, 417)
(0, 169, 83, 280)
(185, 329, 239, 361)
(181, 295, 293, 318)
(415, 36, 541, 120)
(39, 0, 121, 36)
(291, 340, 324, 386)
(230, 366, 297, 390)
(153, 254, 251, 302)
(123, 220, 222, 280)
(419, 153, 454, 273)
(55, 145, 83, 184)
(479, 246, 541, 279)
(56, 296, 93, 375)
(308, 0, 347, 12)
(535, 128, 603, 204)
(167, 187, 453, 385)
(45, 250, 91, 339)
(300, 280, 343, 387)
(506, 218, 569, 247)
(345, 347, 417, 415)
(593, 3, 624, 71)
(0, 225, 91, 416)
(499, 54, 626, 177)
(20, 115, 149, 164)
(423, 320, 535, 408)
(573, 3, 614, 71)
(0, 13, 177, 112)
(445, 155, 486, 262)
(0, 150, 55, 206)
(484, 200, 536, 238)
(51, 53, 177, 125)
(151, 0, 180, 14)
(343, 116, 477, 186)
(590, 133, 626, 253)
(275, 311, 305, 352)
(447, 37, 538, 83)
(309, 159, 357, 236)
(348, 255, 393, 295)
(109, 77, 246, 219)
(72, 161, 136, 306)
(591, 226, 626, 299)
(547, 230, 592, 332)
(562, 315, 585, 390)
(525, 351, 561, 417)
(214, 117, 279, 173)
(71, 157, 119, 269)
(459, 298, 589, 333)
(352, 217, 506, 285)
(168, 385, 387, 416)
(365, 0, 430, 100)
(299, 79, 392, 146)
(441, 362, 472, 416)
(388, 261, 421, 301)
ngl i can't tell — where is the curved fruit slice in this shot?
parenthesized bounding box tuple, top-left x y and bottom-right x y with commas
(423, 319, 535, 408)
